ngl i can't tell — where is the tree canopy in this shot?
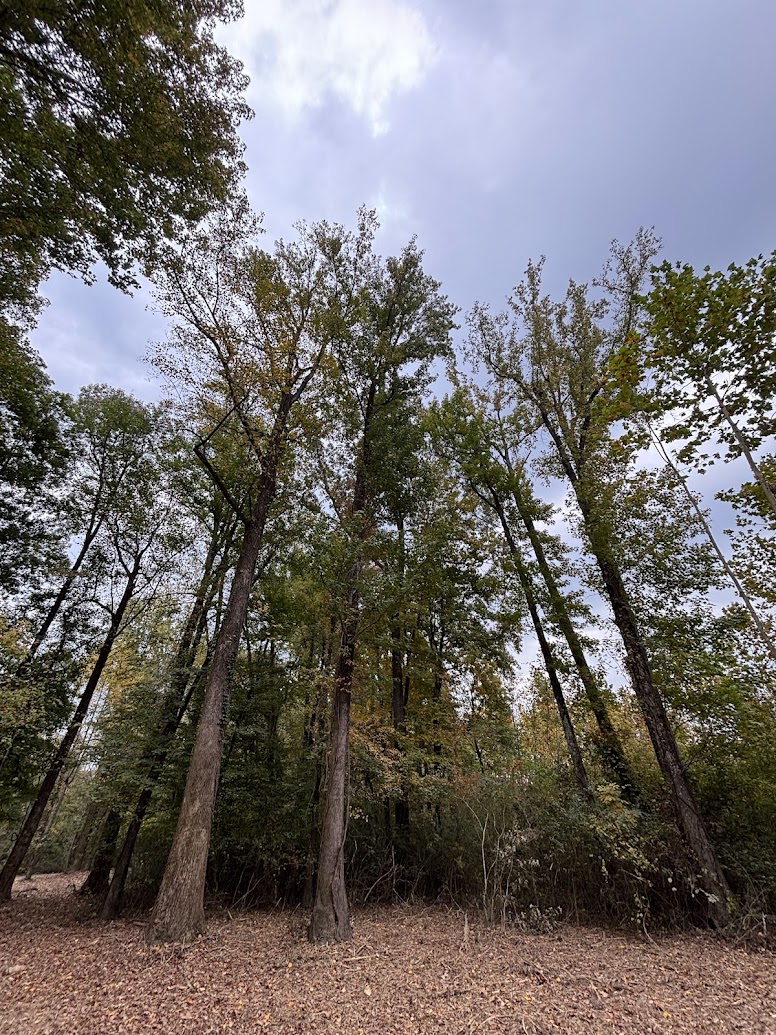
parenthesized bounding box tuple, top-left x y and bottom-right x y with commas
(0, 0, 251, 305)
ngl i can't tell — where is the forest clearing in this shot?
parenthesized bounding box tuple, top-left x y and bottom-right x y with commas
(1, 874, 773, 1035)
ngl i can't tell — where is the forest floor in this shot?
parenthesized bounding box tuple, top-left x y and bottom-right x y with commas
(0, 873, 773, 1035)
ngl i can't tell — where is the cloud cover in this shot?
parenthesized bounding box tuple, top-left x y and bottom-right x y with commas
(31, 0, 776, 396)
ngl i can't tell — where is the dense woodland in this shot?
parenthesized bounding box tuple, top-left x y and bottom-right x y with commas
(1, 1, 775, 949)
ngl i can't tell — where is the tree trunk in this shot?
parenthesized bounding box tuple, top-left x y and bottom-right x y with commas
(302, 639, 329, 910)
(509, 481, 639, 798)
(147, 398, 291, 944)
(534, 398, 732, 923)
(708, 378, 776, 517)
(309, 403, 373, 944)
(18, 488, 107, 670)
(67, 798, 102, 872)
(649, 425, 776, 663)
(589, 527, 732, 924)
(0, 559, 140, 901)
(103, 510, 233, 915)
(80, 809, 121, 898)
(308, 612, 356, 943)
(391, 623, 410, 832)
(488, 489, 590, 795)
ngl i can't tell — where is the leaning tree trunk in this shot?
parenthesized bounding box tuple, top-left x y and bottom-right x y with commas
(18, 509, 104, 670)
(67, 798, 102, 872)
(0, 559, 140, 901)
(488, 489, 590, 795)
(592, 545, 733, 925)
(103, 522, 230, 919)
(147, 399, 291, 944)
(536, 400, 732, 925)
(509, 481, 639, 799)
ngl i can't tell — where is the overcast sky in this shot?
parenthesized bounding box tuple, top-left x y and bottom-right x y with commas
(31, 0, 776, 402)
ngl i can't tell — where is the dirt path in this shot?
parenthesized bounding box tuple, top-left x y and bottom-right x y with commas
(0, 874, 773, 1034)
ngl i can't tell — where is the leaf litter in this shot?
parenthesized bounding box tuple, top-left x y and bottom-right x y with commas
(0, 874, 773, 1034)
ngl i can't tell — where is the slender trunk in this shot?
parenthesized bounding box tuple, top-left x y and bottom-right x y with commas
(0, 559, 140, 900)
(67, 798, 102, 872)
(308, 607, 356, 943)
(649, 426, 776, 662)
(391, 623, 410, 832)
(708, 378, 776, 517)
(309, 398, 374, 944)
(535, 398, 732, 922)
(80, 809, 121, 898)
(510, 482, 639, 797)
(147, 398, 291, 944)
(18, 526, 100, 670)
(489, 490, 590, 795)
(302, 751, 324, 910)
(302, 638, 330, 910)
(583, 501, 732, 924)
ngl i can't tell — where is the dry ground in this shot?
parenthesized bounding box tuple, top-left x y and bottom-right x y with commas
(0, 873, 773, 1034)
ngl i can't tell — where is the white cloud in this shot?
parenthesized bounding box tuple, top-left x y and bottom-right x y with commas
(221, 0, 439, 135)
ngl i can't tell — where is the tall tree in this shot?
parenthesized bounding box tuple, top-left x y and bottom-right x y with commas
(469, 233, 733, 924)
(308, 236, 456, 942)
(100, 498, 237, 918)
(431, 391, 635, 797)
(0, 397, 184, 898)
(146, 206, 355, 943)
(0, 334, 69, 595)
(643, 252, 776, 516)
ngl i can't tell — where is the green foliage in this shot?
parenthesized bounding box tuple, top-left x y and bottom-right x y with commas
(0, 0, 251, 303)
(643, 253, 776, 465)
(0, 333, 70, 593)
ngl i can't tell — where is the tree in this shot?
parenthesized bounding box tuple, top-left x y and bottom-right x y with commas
(17, 385, 164, 667)
(0, 0, 250, 307)
(431, 389, 638, 800)
(0, 386, 177, 814)
(146, 205, 353, 943)
(0, 333, 69, 595)
(99, 497, 237, 918)
(469, 233, 734, 924)
(0, 395, 186, 898)
(308, 235, 456, 943)
(643, 252, 776, 515)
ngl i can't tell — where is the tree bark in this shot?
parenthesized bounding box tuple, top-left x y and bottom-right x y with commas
(147, 396, 291, 944)
(0, 558, 141, 901)
(67, 798, 102, 872)
(591, 543, 732, 924)
(308, 624, 355, 942)
(101, 656, 206, 919)
(534, 396, 732, 924)
(104, 505, 232, 919)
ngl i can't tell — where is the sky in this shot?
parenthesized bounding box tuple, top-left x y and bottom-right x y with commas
(31, 0, 776, 403)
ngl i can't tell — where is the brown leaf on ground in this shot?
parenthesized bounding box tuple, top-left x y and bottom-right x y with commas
(0, 873, 774, 1034)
